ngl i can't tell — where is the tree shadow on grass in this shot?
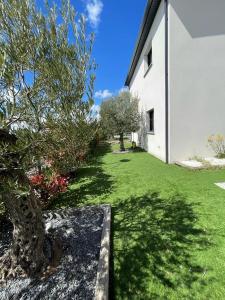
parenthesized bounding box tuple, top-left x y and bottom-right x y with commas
(89, 142, 112, 164)
(119, 159, 131, 163)
(51, 142, 114, 209)
(112, 192, 212, 299)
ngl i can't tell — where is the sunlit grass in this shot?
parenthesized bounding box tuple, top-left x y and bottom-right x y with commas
(55, 142, 225, 299)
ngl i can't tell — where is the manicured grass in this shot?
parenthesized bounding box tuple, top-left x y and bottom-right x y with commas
(53, 142, 225, 299)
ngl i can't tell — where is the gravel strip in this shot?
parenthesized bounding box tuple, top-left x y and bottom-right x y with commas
(0, 206, 104, 300)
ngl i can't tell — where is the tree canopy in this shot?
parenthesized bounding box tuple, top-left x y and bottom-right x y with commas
(0, 0, 96, 281)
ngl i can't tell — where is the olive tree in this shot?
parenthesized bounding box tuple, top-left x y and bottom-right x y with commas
(100, 91, 140, 151)
(0, 0, 95, 281)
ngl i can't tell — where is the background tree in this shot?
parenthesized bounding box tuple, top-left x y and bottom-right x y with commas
(0, 0, 95, 281)
(100, 91, 140, 151)
(43, 112, 99, 175)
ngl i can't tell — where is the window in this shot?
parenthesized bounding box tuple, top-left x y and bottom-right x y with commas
(147, 48, 152, 67)
(144, 47, 152, 77)
(148, 109, 154, 133)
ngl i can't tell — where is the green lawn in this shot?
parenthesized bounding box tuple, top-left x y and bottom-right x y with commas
(53, 142, 225, 299)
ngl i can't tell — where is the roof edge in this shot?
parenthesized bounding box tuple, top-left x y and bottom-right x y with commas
(125, 0, 161, 86)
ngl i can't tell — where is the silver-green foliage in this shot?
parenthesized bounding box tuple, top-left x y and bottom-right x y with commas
(0, 0, 95, 131)
(100, 91, 140, 137)
(0, 0, 96, 279)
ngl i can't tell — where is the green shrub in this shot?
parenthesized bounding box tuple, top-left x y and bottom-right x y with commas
(208, 134, 225, 158)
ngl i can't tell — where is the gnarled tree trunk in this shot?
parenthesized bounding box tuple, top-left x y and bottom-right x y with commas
(0, 130, 47, 281)
(119, 133, 125, 152)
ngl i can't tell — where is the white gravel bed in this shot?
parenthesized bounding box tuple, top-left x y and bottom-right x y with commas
(178, 157, 225, 169)
(179, 160, 203, 169)
(205, 157, 225, 166)
(0, 206, 105, 300)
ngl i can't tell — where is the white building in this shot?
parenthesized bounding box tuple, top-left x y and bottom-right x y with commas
(125, 0, 225, 163)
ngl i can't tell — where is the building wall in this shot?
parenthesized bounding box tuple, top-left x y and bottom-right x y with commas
(168, 0, 225, 162)
(129, 0, 166, 161)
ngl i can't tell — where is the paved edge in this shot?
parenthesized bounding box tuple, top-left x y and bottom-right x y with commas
(215, 182, 225, 190)
(94, 205, 111, 300)
(112, 150, 131, 154)
(175, 161, 204, 170)
(176, 161, 225, 171)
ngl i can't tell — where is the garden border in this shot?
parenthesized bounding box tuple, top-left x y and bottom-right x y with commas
(94, 205, 111, 300)
(176, 161, 225, 170)
(175, 161, 206, 170)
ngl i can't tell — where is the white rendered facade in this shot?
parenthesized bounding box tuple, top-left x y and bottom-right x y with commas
(127, 0, 225, 163)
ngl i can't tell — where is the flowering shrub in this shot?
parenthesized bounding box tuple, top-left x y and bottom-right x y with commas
(29, 173, 69, 208)
(48, 175, 68, 194)
(208, 134, 225, 158)
(30, 174, 45, 186)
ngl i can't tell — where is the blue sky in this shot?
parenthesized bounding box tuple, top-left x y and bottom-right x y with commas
(38, 0, 147, 107)
(84, 0, 147, 106)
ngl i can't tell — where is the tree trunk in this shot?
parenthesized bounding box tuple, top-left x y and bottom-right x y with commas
(119, 133, 125, 152)
(0, 130, 47, 280)
(0, 169, 47, 280)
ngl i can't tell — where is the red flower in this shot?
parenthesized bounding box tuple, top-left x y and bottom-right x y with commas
(30, 174, 44, 186)
(29, 173, 69, 205)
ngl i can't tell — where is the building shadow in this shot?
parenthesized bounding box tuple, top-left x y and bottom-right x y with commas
(111, 192, 212, 299)
(171, 0, 225, 38)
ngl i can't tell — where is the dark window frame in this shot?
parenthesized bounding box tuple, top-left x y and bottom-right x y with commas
(144, 47, 153, 77)
(147, 109, 154, 133)
(147, 48, 152, 67)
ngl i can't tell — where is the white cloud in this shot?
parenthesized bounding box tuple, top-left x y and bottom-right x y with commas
(119, 86, 129, 94)
(94, 89, 113, 99)
(86, 0, 103, 29)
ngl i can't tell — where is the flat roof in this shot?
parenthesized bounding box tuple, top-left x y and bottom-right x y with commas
(125, 0, 161, 86)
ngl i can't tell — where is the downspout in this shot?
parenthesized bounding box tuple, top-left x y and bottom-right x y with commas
(164, 0, 169, 163)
